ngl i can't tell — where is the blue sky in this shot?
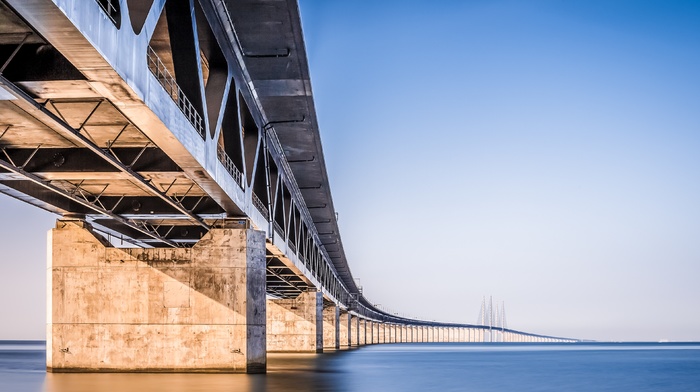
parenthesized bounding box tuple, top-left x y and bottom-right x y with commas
(1, 0, 699, 341)
(298, 0, 700, 341)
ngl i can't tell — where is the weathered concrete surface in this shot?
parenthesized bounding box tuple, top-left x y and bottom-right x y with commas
(267, 291, 322, 352)
(349, 316, 358, 347)
(47, 220, 266, 373)
(358, 319, 366, 345)
(339, 312, 350, 347)
(322, 304, 339, 349)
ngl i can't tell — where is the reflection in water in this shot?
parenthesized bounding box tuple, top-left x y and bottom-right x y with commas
(43, 352, 347, 392)
(3, 343, 699, 392)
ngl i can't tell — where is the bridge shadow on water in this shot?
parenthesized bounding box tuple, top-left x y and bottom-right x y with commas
(41, 351, 351, 392)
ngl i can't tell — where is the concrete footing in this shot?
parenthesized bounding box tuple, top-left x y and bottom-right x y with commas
(47, 219, 267, 373)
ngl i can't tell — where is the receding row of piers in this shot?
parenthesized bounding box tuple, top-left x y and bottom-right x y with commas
(47, 220, 569, 374)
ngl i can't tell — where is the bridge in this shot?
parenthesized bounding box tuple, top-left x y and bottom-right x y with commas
(0, 0, 577, 373)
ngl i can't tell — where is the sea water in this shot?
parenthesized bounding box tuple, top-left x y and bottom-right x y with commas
(1, 341, 699, 391)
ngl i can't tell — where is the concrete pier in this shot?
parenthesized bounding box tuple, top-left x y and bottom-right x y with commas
(47, 219, 266, 373)
(322, 304, 339, 350)
(339, 312, 350, 347)
(359, 319, 366, 345)
(267, 290, 323, 353)
(350, 316, 358, 347)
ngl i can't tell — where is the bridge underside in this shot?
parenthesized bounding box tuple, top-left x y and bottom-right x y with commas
(0, 0, 314, 299)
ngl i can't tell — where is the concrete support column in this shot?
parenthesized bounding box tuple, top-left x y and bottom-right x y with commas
(47, 219, 266, 373)
(322, 304, 339, 350)
(339, 312, 349, 347)
(268, 290, 322, 353)
(359, 319, 366, 345)
(349, 315, 357, 347)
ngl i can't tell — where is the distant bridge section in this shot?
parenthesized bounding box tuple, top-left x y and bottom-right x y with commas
(0, 0, 578, 373)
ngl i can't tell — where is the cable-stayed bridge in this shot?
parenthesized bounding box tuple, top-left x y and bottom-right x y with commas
(0, 0, 578, 373)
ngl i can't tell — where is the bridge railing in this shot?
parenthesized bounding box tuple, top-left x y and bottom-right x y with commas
(146, 45, 204, 139)
(251, 192, 269, 220)
(273, 221, 284, 238)
(216, 145, 244, 189)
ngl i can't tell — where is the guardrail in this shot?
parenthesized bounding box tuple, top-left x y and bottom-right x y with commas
(95, 0, 119, 26)
(216, 145, 244, 189)
(251, 192, 269, 220)
(273, 221, 284, 237)
(146, 46, 204, 139)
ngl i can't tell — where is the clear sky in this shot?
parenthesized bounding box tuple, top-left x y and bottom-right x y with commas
(1, 0, 699, 342)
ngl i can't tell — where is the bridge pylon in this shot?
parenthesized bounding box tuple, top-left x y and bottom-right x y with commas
(47, 219, 267, 373)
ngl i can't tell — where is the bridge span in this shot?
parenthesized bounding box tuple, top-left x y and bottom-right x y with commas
(0, 0, 578, 373)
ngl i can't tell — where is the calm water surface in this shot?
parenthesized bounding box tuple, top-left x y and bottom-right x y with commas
(2, 341, 699, 391)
